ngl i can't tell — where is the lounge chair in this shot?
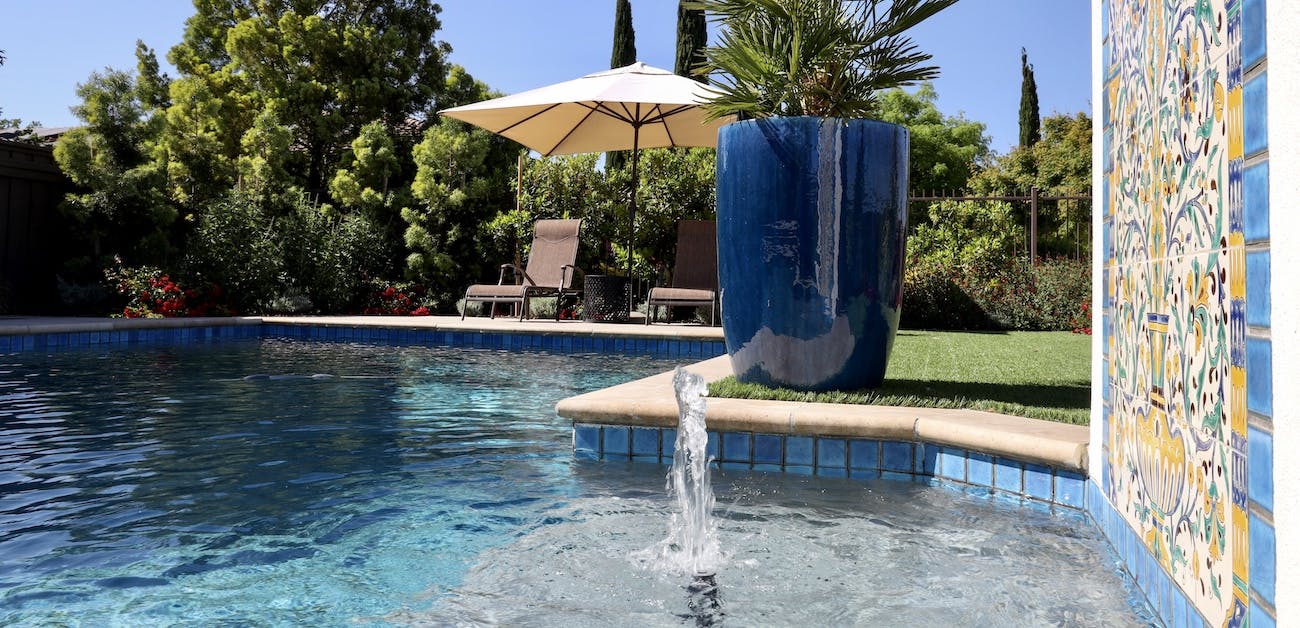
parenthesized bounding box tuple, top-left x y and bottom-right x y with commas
(645, 219, 717, 325)
(462, 219, 583, 321)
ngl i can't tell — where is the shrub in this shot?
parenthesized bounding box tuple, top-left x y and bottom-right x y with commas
(361, 280, 433, 316)
(900, 257, 993, 330)
(182, 191, 390, 314)
(902, 255, 1090, 331)
(284, 202, 391, 313)
(104, 260, 229, 318)
(183, 192, 285, 312)
(1028, 257, 1093, 333)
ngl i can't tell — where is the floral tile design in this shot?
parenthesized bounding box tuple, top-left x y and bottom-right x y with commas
(1104, 0, 1248, 624)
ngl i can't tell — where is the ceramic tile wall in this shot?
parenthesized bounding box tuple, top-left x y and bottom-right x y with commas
(1101, 0, 1274, 624)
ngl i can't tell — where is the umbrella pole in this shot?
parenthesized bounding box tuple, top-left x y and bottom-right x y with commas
(627, 123, 641, 319)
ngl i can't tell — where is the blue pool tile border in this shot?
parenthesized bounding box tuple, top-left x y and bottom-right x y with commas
(0, 324, 263, 352)
(573, 424, 1089, 511)
(1085, 479, 1207, 627)
(0, 323, 727, 360)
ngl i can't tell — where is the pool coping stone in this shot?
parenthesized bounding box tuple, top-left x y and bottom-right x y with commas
(556, 355, 1089, 473)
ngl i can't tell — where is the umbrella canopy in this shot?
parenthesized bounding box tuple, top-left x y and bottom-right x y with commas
(440, 63, 731, 319)
(439, 62, 725, 156)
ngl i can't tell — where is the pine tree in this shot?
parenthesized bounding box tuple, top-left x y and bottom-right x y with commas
(607, 0, 638, 172)
(1019, 48, 1041, 148)
(675, 1, 708, 82)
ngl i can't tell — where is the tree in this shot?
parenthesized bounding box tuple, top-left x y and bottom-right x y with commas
(329, 120, 403, 219)
(675, 1, 708, 81)
(403, 115, 519, 308)
(165, 0, 452, 196)
(973, 112, 1092, 256)
(53, 60, 175, 269)
(606, 0, 638, 173)
(875, 83, 989, 194)
(1019, 48, 1040, 148)
(611, 0, 638, 69)
(632, 147, 717, 279)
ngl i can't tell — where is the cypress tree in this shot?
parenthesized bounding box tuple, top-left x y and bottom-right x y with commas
(1019, 48, 1041, 148)
(607, 0, 637, 172)
(675, 1, 708, 82)
(611, 0, 637, 69)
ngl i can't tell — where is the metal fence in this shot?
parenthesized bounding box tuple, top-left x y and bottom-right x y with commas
(0, 140, 65, 313)
(908, 186, 1093, 262)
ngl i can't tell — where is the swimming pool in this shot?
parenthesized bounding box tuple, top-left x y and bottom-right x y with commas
(0, 338, 1151, 625)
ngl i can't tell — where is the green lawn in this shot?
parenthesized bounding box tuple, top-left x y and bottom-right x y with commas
(708, 330, 1092, 425)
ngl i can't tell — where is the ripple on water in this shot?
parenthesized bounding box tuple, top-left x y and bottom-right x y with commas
(0, 340, 1149, 625)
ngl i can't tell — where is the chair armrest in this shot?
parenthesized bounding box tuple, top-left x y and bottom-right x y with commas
(498, 263, 523, 285)
(562, 265, 584, 290)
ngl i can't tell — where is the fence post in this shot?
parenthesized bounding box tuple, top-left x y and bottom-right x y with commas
(1030, 186, 1039, 265)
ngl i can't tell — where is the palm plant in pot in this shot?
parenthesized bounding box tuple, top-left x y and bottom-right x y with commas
(692, 0, 957, 391)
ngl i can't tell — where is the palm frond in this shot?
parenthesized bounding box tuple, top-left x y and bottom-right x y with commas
(693, 0, 958, 120)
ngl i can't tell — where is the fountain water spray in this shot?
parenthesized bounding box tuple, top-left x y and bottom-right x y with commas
(662, 367, 721, 577)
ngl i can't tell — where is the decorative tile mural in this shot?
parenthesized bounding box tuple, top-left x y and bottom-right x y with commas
(1104, 0, 1249, 624)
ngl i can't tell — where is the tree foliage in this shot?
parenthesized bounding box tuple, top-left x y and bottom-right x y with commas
(50, 0, 475, 313)
(166, 0, 451, 195)
(329, 119, 405, 222)
(1018, 48, 1040, 148)
(404, 116, 518, 308)
(53, 45, 175, 269)
(675, 1, 708, 81)
(611, 0, 638, 69)
(974, 112, 1092, 255)
(876, 83, 988, 193)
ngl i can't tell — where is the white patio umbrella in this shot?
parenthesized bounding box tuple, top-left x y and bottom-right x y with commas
(439, 62, 730, 314)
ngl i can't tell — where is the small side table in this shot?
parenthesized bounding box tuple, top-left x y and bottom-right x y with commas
(583, 275, 631, 323)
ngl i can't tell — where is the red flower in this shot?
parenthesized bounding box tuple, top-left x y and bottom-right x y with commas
(412, 306, 430, 316)
(382, 286, 396, 298)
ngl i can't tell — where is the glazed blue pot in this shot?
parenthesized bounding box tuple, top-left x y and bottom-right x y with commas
(716, 117, 908, 391)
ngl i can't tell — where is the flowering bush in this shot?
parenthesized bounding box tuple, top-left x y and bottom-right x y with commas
(902, 256, 1091, 331)
(105, 261, 230, 318)
(1069, 301, 1093, 335)
(362, 281, 433, 316)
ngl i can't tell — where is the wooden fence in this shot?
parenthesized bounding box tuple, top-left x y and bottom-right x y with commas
(0, 140, 65, 314)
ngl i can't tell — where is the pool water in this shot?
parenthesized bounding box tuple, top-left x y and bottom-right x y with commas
(0, 339, 1149, 626)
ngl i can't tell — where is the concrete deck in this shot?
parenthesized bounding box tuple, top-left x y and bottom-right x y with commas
(1, 315, 1087, 473)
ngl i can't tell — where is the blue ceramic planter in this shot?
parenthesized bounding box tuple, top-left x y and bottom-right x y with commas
(716, 117, 908, 391)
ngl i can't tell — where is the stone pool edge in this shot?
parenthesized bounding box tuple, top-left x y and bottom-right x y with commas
(557, 355, 1089, 473)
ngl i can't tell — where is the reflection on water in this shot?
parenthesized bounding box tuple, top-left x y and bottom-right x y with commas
(0, 339, 1150, 626)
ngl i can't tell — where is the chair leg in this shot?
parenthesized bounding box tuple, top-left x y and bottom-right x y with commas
(645, 303, 651, 325)
(519, 296, 528, 321)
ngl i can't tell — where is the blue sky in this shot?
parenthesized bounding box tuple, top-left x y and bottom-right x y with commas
(1, 0, 1090, 155)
